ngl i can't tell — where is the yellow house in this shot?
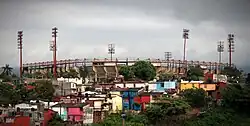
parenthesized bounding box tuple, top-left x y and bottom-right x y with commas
(199, 84, 216, 91)
(180, 80, 203, 91)
(110, 91, 122, 113)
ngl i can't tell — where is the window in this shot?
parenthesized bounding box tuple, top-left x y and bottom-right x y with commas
(161, 83, 164, 87)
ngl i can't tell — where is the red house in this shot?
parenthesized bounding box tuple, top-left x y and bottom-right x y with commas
(133, 92, 151, 111)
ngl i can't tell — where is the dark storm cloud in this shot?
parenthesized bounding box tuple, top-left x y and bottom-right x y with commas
(0, 0, 249, 71)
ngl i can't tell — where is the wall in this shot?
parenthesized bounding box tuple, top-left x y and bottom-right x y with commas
(51, 107, 67, 121)
(134, 95, 150, 111)
(156, 81, 176, 92)
(148, 84, 157, 91)
(180, 83, 200, 91)
(111, 95, 122, 113)
(67, 108, 83, 121)
(83, 107, 93, 124)
(200, 84, 216, 91)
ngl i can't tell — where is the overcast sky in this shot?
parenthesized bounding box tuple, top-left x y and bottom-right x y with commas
(0, 0, 250, 70)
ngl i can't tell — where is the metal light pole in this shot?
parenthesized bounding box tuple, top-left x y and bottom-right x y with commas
(164, 52, 172, 67)
(228, 34, 235, 67)
(17, 31, 23, 80)
(51, 27, 58, 79)
(183, 29, 189, 66)
(108, 44, 115, 61)
(217, 41, 224, 72)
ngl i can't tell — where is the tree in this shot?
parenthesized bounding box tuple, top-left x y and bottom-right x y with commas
(246, 73, 250, 84)
(132, 61, 156, 81)
(118, 66, 134, 81)
(158, 72, 174, 81)
(79, 66, 89, 79)
(1, 64, 13, 76)
(181, 88, 206, 108)
(221, 84, 250, 113)
(221, 66, 242, 83)
(144, 97, 190, 125)
(187, 66, 204, 81)
(35, 80, 55, 102)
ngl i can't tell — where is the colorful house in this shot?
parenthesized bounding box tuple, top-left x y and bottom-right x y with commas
(200, 83, 216, 95)
(156, 81, 176, 92)
(133, 92, 151, 111)
(51, 103, 89, 122)
(180, 80, 203, 91)
(120, 88, 144, 111)
(110, 91, 123, 113)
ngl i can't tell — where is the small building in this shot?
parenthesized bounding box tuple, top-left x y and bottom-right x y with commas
(120, 88, 144, 111)
(51, 103, 89, 123)
(200, 83, 216, 96)
(180, 80, 203, 91)
(134, 92, 151, 111)
(156, 81, 176, 92)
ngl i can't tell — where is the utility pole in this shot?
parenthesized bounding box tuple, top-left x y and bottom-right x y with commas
(17, 31, 23, 80)
(183, 29, 189, 66)
(228, 34, 235, 67)
(217, 41, 224, 72)
(108, 44, 115, 61)
(51, 27, 58, 79)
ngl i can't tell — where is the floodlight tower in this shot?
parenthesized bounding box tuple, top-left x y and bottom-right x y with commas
(17, 31, 23, 79)
(217, 41, 224, 71)
(51, 27, 58, 79)
(164, 52, 172, 61)
(108, 44, 115, 61)
(183, 29, 189, 65)
(228, 34, 235, 67)
(165, 52, 172, 67)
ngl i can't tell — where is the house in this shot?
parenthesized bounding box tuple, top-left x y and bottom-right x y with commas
(180, 80, 203, 91)
(109, 91, 123, 113)
(156, 81, 176, 92)
(51, 103, 89, 122)
(120, 88, 144, 111)
(133, 92, 151, 111)
(199, 83, 216, 96)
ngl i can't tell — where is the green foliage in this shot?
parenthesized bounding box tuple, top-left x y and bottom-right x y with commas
(0, 82, 20, 106)
(118, 61, 156, 81)
(184, 108, 238, 126)
(35, 80, 55, 101)
(48, 114, 65, 126)
(118, 66, 134, 81)
(187, 66, 204, 81)
(132, 61, 156, 81)
(79, 66, 89, 79)
(144, 98, 190, 125)
(98, 113, 145, 126)
(221, 66, 243, 83)
(1, 64, 13, 76)
(221, 84, 250, 113)
(158, 72, 174, 81)
(181, 88, 206, 108)
(246, 73, 250, 84)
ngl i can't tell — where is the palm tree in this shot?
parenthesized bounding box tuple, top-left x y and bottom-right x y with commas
(1, 64, 13, 76)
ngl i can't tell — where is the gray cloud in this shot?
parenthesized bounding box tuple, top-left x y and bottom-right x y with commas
(0, 0, 249, 71)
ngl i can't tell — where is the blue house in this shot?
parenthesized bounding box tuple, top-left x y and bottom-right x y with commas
(156, 81, 176, 92)
(120, 88, 143, 111)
